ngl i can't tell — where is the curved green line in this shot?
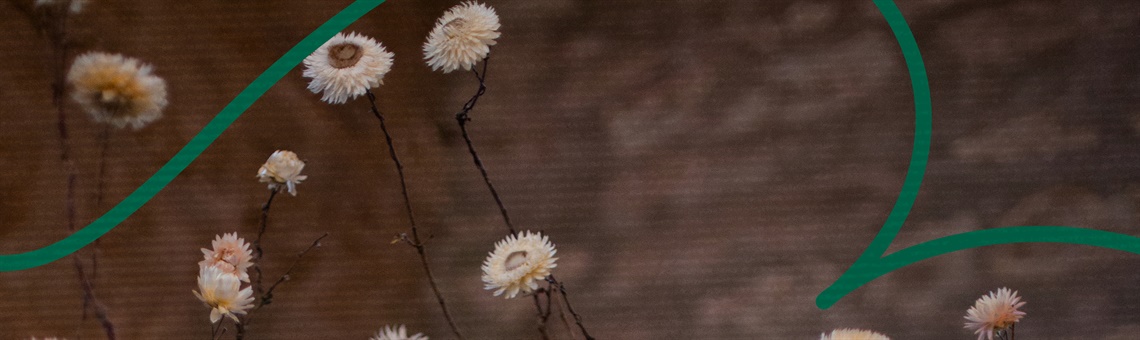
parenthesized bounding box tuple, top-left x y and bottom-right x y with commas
(817, 0, 1140, 309)
(0, 0, 386, 271)
(814, 0, 931, 309)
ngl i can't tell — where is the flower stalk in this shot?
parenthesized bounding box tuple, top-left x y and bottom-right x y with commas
(366, 90, 465, 340)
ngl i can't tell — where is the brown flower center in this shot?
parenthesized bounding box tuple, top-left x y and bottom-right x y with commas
(328, 43, 363, 69)
(504, 250, 528, 271)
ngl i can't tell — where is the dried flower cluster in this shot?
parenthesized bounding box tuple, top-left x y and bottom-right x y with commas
(193, 233, 256, 323)
(67, 52, 168, 129)
(257, 150, 308, 196)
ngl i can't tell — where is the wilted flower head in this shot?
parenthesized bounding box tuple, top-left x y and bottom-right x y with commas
(193, 265, 255, 323)
(481, 231, 557, 299)
(199, 233, 254, 282)
(257, 150, 308, 196)
(423, 1, 500, 73)
(820, 328, 890, 340)
(370, 325, 428, 340)
(67, 52, 168, 129)
(302, 32, 394, 104)
(964, 287, 1026, 340)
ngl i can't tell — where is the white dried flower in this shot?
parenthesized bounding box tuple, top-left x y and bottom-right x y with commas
(193, 265, 255, 323)
(67, 52, 168, 129)
(370, 325, 428, 340)
(423, 1, 500, 73)
(481, 231, 558, 299)
(964, 287, 1026, 340)
(302, 32, 394, 104)
(257, 150, 308, 196)
(820, 328, 890, 340)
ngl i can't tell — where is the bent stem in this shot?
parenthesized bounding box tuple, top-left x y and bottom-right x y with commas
(366, 90, 466, 340)
(453, 57, 516, 236)
(548, 275, 594, 340)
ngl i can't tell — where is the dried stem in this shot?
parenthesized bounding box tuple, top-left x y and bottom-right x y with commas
(547, 276, 594, 340)
(252, 187, 280, 300)
(453, 57, 516, 235)
(91, 126, 110, 284)
(532, 288, 553, 340)
(260, 232, 330, 307)
(36, 4, 117, 339)
(73, 255, 116, 340)
(366, 90, 466, 340)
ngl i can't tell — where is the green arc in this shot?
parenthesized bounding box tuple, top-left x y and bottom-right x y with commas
(0, 0, 385, 271)
(817, 0, 1140, 309)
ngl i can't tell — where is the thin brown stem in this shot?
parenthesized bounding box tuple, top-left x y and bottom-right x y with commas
(91, 126, 109, 285)
(532, 291, 551, 340)
(74, 254, 116, 340)
(38, 4, 116, 339)
(454, 57, 516, 235)
(252, 187, 280, 301)
(259, 233, 329, 307)
(366, 90, 466, 340)
(547, 276, 594, 340)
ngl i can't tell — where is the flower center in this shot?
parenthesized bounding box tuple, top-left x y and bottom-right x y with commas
(328, 43, 363, 69)
(504, 250, 528, 271)
(443, 18, 468, 38)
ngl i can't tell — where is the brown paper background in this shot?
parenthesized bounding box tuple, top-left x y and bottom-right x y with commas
(1, 0, 1139, 339)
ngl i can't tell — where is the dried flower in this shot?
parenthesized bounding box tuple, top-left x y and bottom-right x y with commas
(481, 231, 558, 299)
(302, 32, 394, 104)
(67, 52, 168, 129)
(199, 233, 254, 283)
(257, 150, 308, 196)
(964, 287, 1026, 340)
(820, 328, 890, 340)
(423, 1, 500, 73)
(193, 265, 255, 323)
(370, 325, 428, 340)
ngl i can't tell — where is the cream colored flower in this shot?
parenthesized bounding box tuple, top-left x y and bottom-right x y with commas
(257, 150, 308, 196)
(820, 328, 890, 340)
(67, 52, 168, 129)
(370, 325, 428, 340)
(964, 287, 1026, 340)
(199, 233, 254, 283)
(193, 265, 255, 323)
(302, 32, 394, 104)
(481, 231, 557, 299)
(423, 1, 500, 73)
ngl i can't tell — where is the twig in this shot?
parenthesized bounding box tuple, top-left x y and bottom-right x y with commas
(252, 187, 281, 300)
(532, 291, 551, 340)
(453, 57, 517, 236)
(547, 276, 594, 340)
(91, 126, 110, 284)
(36, 3, 117, 339)
(73, 254, 116, 340)
(366, 90, 466, 340)
(259, 232, 328, 308)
